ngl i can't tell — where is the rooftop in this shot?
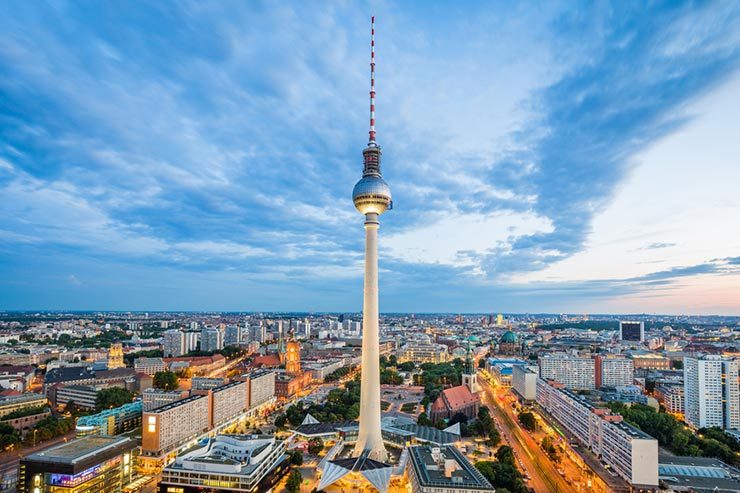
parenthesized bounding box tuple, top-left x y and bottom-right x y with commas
(408, 445, 494, 490)
(24, 436, 134, 465)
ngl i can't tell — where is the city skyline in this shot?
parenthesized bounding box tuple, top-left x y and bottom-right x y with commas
(1, 2, 740, 314)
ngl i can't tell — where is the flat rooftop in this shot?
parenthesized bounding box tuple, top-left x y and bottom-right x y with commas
(408, 445, 494, 490)
(25, 436, 134, 465)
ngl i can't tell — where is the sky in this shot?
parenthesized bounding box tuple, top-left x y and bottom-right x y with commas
(1, 1, 739, 314)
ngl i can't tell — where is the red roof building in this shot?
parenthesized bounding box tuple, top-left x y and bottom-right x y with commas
(429, 384, 479, 423)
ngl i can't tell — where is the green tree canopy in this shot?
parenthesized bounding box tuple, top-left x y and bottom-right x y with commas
(95, 387, 133, 411)
(286, 470, 302, 493)
(153, 370, 179, 391)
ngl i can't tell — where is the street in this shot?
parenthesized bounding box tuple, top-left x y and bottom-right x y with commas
(479, 375, 575, 493)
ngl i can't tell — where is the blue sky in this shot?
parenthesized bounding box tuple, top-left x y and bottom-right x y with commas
(1, 1, 739, 314)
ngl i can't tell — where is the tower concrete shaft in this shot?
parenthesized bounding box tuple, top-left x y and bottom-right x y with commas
(353, 212, 388, 462)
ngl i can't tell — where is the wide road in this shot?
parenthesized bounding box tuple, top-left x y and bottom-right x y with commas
(479, 376, 572, 493)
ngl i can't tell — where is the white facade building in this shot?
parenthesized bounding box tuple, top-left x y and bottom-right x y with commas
(597, 356, 634, 388)
(200, 327, 223, 352)
(512, 365, 538, 400)
(684, 355, 740, 430)
(536, 379, 658, 487)
(538, 353, 595, 390)
(163, 329, 186, 357)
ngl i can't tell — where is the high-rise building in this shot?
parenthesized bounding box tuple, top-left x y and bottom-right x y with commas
(684, 355, 740, 430)
(224, 325, 242, 347)
(249, 324, 266, 344)
(539, 353, 595, 390)
(619, 321, 645, 342)
(200, 327, 223, 352)
(184, 331, 199, 353)
(351, 16, 391, 463)
(163, 329, 186, 357)
(595, 355, 634, 388)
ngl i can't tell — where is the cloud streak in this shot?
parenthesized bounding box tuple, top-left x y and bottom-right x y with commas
(0, 1, 739, 312)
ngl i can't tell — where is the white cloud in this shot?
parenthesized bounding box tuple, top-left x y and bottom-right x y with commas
(384, 210, 553, 269)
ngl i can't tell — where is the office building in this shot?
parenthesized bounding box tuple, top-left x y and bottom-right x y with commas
(163, 330, 186, 358)
(55, 385, 102, 410)
(512, 364, 538, 400)
(18, 436, 137, 493)
(538, 353, 595, 390)
(537, 379, 658, 488)
(406, 446, 495, 493)
(684, 355, 740, 430)
(159, 435, 289, 493)
(134, 357, 167, 376)
(595, 355, 634, 388)
(620, 321, 645, 342)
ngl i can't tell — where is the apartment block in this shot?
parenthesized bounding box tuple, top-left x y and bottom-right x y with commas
(595, 356, 634, 388)
(684, 355, 740, 430)
(142, 394, 211, 457)
(163, 329, 186, 357)
(536, 378, 658, 488)
(211, 381, 248, 427)
(538, 353, 595, 390)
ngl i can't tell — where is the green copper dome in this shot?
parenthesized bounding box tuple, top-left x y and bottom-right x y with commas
(500, 330, 518, 343)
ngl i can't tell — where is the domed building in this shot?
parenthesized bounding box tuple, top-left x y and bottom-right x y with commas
(498, 330, 521, 355)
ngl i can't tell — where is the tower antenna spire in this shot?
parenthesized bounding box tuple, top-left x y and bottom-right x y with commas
(369, 15, 376, 144)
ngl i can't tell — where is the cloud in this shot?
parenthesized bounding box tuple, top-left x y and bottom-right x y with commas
(644, 242, 676, 250)
(0, 2, 739, 312)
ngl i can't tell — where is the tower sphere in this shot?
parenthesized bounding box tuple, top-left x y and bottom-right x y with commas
(353, 175, 392, 215)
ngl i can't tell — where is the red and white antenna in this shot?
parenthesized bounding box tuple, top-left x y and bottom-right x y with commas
(369, 16, 376, 144)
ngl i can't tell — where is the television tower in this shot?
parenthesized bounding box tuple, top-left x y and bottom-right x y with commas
(352, 15, 392, 462)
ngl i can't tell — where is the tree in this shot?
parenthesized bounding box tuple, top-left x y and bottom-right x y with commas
(417, 412, 433, 427)
(289, 450, 303, 466)
(495, 446, 515, 466)
(518, 411, 536, 431)
(153, 371, 179, 391)
(274, 414, 287, 428)
(286, 470, 302, 493)
(95, 387, 133, 411)
(398, 361, 415, 372)
(0, 422, 21, 451)
(308, 437, 323, 455)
